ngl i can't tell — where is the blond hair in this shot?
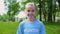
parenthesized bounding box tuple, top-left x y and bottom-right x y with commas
(25, 2, 37, 10)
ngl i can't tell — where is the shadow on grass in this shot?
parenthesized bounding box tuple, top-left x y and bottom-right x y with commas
(43, 22, 60, 34)
(44, 22, 60, 25)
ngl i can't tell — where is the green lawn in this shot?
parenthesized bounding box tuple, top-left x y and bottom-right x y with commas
(0, 22, 60, 34)
(44, 22, 60, 34)
(0, 22, 19, 34)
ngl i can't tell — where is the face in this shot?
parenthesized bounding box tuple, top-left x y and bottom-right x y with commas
(25, 8, 36, 19)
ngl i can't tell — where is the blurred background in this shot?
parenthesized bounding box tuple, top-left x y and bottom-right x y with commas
(0, 0, 60, 34)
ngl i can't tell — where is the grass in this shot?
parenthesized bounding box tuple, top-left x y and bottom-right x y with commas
(0, 22, 60, 34)
(44, 22, 60, 34)
(0, 22, 19, 34)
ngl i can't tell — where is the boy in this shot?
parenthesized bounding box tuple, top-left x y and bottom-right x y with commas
(17, 2, 46, 34)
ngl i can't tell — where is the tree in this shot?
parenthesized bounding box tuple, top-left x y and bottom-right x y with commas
(38, 0, 42, 21)
(52, 0, 56, 22)
(7, 1, 20, 21)
(47, 0, 52, 22)
(58, 0, 60, 10)
(42, 0, 47, 21)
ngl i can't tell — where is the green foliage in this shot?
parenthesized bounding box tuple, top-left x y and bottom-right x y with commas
(8, 2, 20, 16)
(7, 1, 20, 21)
(0, 14, 9, 22)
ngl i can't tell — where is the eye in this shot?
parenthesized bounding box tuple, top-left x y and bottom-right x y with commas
(32, 10, 34, 12)
(27, 10, 30, 12)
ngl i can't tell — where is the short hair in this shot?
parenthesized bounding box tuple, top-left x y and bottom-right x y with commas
(25, 2, 37, 10)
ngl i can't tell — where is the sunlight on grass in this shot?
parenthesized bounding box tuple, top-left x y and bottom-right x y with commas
(0, 22, 19, 34)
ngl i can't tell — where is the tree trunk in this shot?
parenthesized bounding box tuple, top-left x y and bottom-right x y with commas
(53, 0, 56, 22)
(43, 0, 46, 21)
(58, 0, 60, 10)
(39, 0, 42, 21)
(47, 0, 52, 22)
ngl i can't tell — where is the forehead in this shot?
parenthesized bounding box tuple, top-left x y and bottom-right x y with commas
(25, 3, 36, 10)
(25, 5, 36, 10)
(25, 7, 36, 10)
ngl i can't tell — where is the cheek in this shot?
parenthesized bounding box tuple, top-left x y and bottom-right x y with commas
(26, 12, 29, 16)
(33, 12, 36, 15)
(25, 11, 29, 14)
(26, 12, 29, 15)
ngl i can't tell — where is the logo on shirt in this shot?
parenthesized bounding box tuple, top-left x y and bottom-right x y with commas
(24, 29, 39, 32)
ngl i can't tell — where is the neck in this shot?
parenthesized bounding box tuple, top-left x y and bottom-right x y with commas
(28, 17, 36, 22)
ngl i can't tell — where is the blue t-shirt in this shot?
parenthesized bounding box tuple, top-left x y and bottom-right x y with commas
(17, 19, 46, 34)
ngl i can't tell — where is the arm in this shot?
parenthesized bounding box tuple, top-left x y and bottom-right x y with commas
(16, 23, 23, 34)
(40, 23, 46, 34)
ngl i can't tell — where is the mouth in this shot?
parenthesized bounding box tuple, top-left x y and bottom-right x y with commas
(28, 14, 33, 16)
(27, 14, 35, 18)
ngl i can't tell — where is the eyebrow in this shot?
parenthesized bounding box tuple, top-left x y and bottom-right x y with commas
(30, 4, 34, 6)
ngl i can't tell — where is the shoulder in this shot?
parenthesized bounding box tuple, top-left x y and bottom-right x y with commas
(37, 19, 45, 28)
(19, 19, 27, 25)
(37, 19, 44, 25)
(37, 19, 43, 23)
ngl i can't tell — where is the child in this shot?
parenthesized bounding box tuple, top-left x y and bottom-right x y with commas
(17, 2, 46, 34)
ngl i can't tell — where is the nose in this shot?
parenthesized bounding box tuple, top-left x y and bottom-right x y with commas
(29, 11, 32, 14)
